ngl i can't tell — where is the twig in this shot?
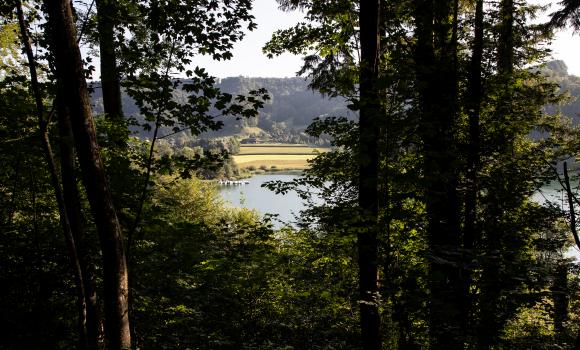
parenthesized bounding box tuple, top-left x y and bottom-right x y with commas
(77, 0, 96, 44)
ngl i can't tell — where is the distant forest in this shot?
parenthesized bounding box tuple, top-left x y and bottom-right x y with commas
(543, 60, 580, 123)
(91, 76, 351, 144)
(90, 63, 580, 145)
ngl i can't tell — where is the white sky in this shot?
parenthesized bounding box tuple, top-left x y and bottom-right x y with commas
(85, 0, 578, 79)
(190, 0, 580, 78)
(188, 0, 305, 78)
(531, 0, 580, 75)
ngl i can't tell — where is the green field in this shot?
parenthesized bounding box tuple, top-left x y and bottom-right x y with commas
(237, 145, 329, 155)
(233, 144, 330, 170)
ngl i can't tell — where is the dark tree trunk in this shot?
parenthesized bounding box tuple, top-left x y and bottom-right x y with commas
(16, 1, 89, 348)
(564, 161, 580, 250)
(358, 0, 382, 348)
(477, 1, 515, 347)
(497, 0, 514, 78)
(414, 0, 463, 348)
(551, 262, 569, 339)
(44, 0, 131, 348)
(462, 0, 484, 337)
(95, 0, 125, 146)
(57, 93, 104, 350)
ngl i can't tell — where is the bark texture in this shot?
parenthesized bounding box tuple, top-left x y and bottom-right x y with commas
(95, 0, 124, 131)
(57, 93, 104, 350)
(16, 1, 89, 348)
(44, 0, 131, 348)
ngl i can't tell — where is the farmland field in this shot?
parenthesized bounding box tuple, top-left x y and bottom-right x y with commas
(237, 145, 329, 155)
(233, 144, 330, 170)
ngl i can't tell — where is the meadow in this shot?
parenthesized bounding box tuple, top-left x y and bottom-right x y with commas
(232, 144, 330, 170)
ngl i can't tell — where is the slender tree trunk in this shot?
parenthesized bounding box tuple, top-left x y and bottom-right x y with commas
(414, 0, 463, 347)
(564, 161, 580, 250)
(462, 0, 485, 339)
(497, 0, 514, 78)
(551, 262, 569, 340)
(564, 161, 580, 350)
(95, 0, 125, 147)
(358, 0, 382, 348)
(44, 0, 131, 348)
(57, 93, 104, 350)
(127, 39, 176, 255)
(16, 2, 89, 348)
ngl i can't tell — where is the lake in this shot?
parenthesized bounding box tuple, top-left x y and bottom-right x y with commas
(534, 182, 580, 261)
(219, 174, 303, 226)
(219, 174, 579, 260)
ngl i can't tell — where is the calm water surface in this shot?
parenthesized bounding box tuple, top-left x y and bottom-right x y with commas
(219, 174, 303, 226)
(219, 175, 580, 260)
(534, 182, 580, 261)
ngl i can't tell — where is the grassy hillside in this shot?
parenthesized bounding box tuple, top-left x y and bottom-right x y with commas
(233, 143, 330, 170)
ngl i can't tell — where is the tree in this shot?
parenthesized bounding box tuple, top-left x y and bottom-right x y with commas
(462, 0, 484, 337)
(57, 91, 104, 349)
(14, 1, 93, 348)
(358, 0, 383, 348)
(95, 0, 126, 147)
(412, 0, 464, 346)
(549, 0, 580, 32)
(43, 0, 131, 348)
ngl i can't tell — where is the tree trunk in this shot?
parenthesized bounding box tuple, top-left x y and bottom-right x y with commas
(57, 92, 104, 350)
(477, 2, 515, 347)
(497, 0, 514, 78)
(551, 262, 569, 339)
(414, 0, 463, 347)
(16, 1, 89, 348)
(95, 0, 125, 147)
(564, 161, 580, 250)
(43, 0, 131, 348)
(358, 0, 382, 348)
(462, 0, 484, 338)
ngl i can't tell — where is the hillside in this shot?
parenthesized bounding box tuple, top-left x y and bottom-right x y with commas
(216, 77, 351, 131)
(90, 63, 580, 144)
(542, 60, 580, 122)
(90, 76, 352, 144)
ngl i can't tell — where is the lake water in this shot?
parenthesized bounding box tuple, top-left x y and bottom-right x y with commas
(219, 174, 303, 226)
(534, 182, 580, 261)
(219, 174, 579, 260)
